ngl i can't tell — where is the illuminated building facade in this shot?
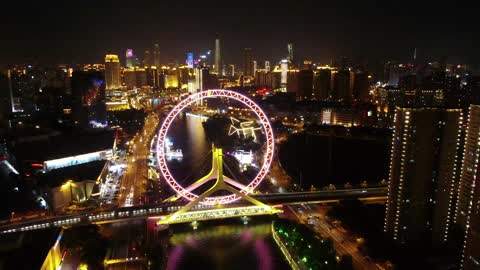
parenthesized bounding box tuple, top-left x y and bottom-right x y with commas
(215, 39, 221, 75)
(287, 43, 295, 65)
(456, 105, 480, 269)
(125, 49, 133, 68)
(243, 48, 254, 77)
(105, 54, 121, 90)
(187, 52, 194, 68)
(384, 107, 463, 248)
(265, 61, 271, 72)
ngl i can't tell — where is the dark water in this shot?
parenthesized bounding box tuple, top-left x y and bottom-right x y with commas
(279, 132, 390, 188)
(164, 222, 290, 270)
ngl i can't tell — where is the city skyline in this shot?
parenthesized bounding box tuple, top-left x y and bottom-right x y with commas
(1, 1, 479, 65)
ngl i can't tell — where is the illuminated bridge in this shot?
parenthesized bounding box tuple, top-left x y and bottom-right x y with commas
(0, 187, 386, 234)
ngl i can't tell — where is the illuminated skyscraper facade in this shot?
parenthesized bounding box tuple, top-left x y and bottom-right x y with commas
(215, 39, 221, 75)
(384, 107, 463, 248)
(125, 49, 134, 68)
(153, 44, 160, 67)
(455, 105, 480, 269)
(243, 48, 254, 77)
(105, 54, 121, 90)
(287, 43, 295, 65)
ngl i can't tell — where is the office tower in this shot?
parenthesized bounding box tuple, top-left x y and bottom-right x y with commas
(229, 64, 235, 78)
(125, 49, 134, 68)
(187, 53, 194, 68)
(215, 39, 221, 75)
(71, 70, 106, 125)
(385, 61, 400, 86)
(314, 68, 331, 100)
(353, 71, 370, 102)
(281, 59, 288, 87)
(153, 44, 161, 67)
(123, 68, 136, 89)
(243, 48, 254, 77)
(105, 54, 121, 90)
(333, 69, 351, 102)
(253, 61, 257, 76)
(144, 50, 152, 67)
(444, 75, 462, 108)
(385, 107, 463, 247)
(287, 43, 295, 65)
(455, 105, 480, 269)
(298, 69, 313, 99)
(265, 61, 271, 72)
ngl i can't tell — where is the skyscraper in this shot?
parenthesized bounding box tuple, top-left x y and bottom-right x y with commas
(287, 43, 295, 65)
(125, 49, 134, 68)
(253, 61, 257, 76)
(215, 39, 221, 75)
(105, 54, 121, 90)
(314, 68, 331, 100)
(265, 61, 271, 72)
(153, 44, 160, 67)
(187, 53, 194, 68)
(144, 50, 152, 67)
(243, 48, 254, 77)
(456, 105, 480, 269)
(333, 69, 351, 102)
(384, 107, 463, 247)
(298, 69, 313, 99)
(353, 71, 370, 102)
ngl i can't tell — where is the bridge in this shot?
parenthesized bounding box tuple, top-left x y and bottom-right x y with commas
(0, 187, 386, 234)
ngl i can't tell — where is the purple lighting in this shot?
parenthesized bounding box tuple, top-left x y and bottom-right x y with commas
(126, 49, 133, 57)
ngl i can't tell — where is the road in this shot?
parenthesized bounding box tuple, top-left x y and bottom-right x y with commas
(288, 204, 383, 270)
(120, 113, 159, 207)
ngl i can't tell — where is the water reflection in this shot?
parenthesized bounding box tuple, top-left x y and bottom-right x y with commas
(165, 223, 289, 270)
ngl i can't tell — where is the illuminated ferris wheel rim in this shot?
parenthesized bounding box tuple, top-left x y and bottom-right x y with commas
(156, 89, 275, 205)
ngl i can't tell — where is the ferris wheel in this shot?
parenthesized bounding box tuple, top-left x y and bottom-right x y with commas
(156, 89, 275, 205)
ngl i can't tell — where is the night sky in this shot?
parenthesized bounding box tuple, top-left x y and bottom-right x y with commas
(1, 0, 479, 65)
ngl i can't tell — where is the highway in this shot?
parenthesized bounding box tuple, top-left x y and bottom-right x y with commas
(120, 113, 159, 207)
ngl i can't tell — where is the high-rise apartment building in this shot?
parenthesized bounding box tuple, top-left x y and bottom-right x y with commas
(105, 54, 121, 90)
(214, 39, 221, 75)
(456, 105, 480, 269)
(243, 48, 254, 77)
(314, 68, 331, 100)
(353, 71, 370, 102)
(153, 44, 160, 67)
(385, 107, 463, 247)
(333, 69, 351, 102)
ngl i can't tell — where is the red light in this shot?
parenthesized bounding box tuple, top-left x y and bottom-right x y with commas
(31, 163, 43, 168)
(25, 173, 30, 177)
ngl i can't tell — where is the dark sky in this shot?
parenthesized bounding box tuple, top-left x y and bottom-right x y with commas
(1, 0, 479, 65)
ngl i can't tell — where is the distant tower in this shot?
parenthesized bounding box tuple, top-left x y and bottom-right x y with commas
(105, 54, 121, 90)
(215, 39, 221, 75)
(187, 53, 194, 68)
(243, 48, 254, 77)
(144, 50, 152, 67)
(287, 43, 295, 65)
(126, 49, 133, 68)
(253, 61, 257, 76)
(265, 61, 271, 72)
(153, 44, 161, 67)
